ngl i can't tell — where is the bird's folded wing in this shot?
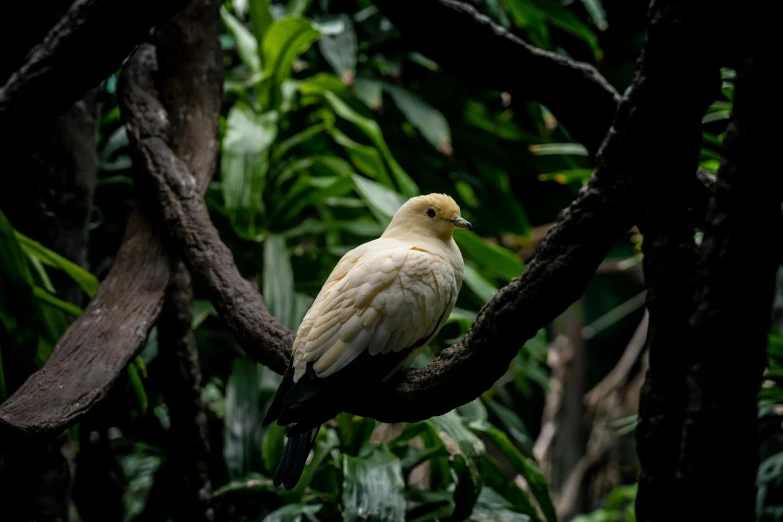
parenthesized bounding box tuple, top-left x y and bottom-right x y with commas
(291, 241, 458, 381)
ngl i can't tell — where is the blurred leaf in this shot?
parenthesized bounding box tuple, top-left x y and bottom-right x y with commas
(343, 445, 406, 522)
(32, 286, 82, 317)
(262, 422, 288, 476)
(273, 122, 326, 162)
(16, 231, 99, 298)
(263, 234, 295, 329)
(259, 16, 321, 110)
(579, 0, 608, 31)
(352, 174, 405, 226)
(385, 85, 452, 155)
(318, 14, 357, 83)
(249, 0, 274, 44)
(336, 412, 378, 456)
(472, 487, 534, 522)
(286, 0, 313, 16)
(537, 169, 594, 185)
(354, 77, 383, 109)
(454, 232, 524, 282)
(463, 263, 498, 304)
(471, 421, 557, 522)
(284, 428, 340, 500)
(221, 103, 278, 238)
(221, 6, 261, 74)
(263, 504, 322, 522)
(224, 358, 263, 479)
(324, 91, 419, 198)
(0, 211, 33, 287)
(127, 362, 148, 413)
(528, 143, 589, 156)
(329, 127, 394, 187)
(484, 399, 533, 456)
(276, 175, 354, 224)
(192, 300, 217, 329)
(213, 473, 275, 496)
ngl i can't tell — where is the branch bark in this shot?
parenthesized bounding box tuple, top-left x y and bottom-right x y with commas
(0, 0, 222, 438)
(628, 1, 720, 519)
(0, 0, 190, 130)
(676, 22, 778, 521)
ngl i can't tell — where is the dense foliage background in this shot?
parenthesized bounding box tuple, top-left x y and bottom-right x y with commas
(1, 0, 781, 521)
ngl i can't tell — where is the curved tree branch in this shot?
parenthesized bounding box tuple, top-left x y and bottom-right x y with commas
(0, 0, 222, 438)
(0, 0, 191, 130)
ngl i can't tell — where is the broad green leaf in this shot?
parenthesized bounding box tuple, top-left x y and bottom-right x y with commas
(528, 143, 589, 156)
(336, 412, 378, 456)
(262, 503, 321, 522)
(470, 421, 557, 522)
(259, 16, 321, 110)
(454, 232, 525, 282)
(351, 174, 405, 227)
(471, 487, 534, 522)
(485, 399, 534, 455)
(324, 91, 419, 198)
(463, 263, 498, 304)
(318, 14, 357, 83)
(220, 6, 261, 74)
(262, 422, 288, 476)
(16, 231, 99, 298)
(343, 445, 406, 522)
(285, 0, 312, 16)
(329, 127, 394, 187)
(385, 85, 452, 154)
(224, 358, 263, 479)
(263, 234, 295, 329)
(272, 122, 326, 162)
(249, 0, 273, 44)
(275, 174, 354, 224)
(221, 103, 278, 238)
(0, 210, 33, 286)
(354, 77, 383, 109)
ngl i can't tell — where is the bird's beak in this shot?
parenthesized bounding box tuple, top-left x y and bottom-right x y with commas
(452, 216, 474, 232)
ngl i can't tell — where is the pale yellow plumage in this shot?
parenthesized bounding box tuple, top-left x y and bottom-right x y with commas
(290, 193, 469, 382)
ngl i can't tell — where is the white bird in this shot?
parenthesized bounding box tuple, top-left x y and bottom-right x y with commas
(262, 193, 473, 489)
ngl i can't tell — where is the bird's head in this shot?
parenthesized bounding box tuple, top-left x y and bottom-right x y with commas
(383, 193, 473, 241)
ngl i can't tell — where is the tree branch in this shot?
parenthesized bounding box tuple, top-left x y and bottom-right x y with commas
(677, 21, 778, 520)
(0, 0, 222, 438)
(0, 0, 190, 129)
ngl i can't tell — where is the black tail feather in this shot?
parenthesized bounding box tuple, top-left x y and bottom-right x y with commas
(273, 426, 319, 490)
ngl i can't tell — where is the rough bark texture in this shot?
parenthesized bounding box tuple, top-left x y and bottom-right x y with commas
(0, 0, 222, 438)
(158, 264, 214, 522)
(628, 1, 720, 520)
(0, 0, 191, 129)
(676, 24, 778, 521)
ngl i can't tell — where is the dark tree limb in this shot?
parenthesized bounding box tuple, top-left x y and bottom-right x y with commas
(158, 265, 214, 522)
(0, 0, 191, 130)
(625, 1, 720, 520)
(0, 0, 222, 438)
(676, 26, 779, 521)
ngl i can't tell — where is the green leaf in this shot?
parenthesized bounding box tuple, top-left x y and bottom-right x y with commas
(351, 174, 405, 227)
(329, 127, 394, 187)
(32, 286, 82, 317)
(127, 362, 148, 413)
(0, 210, 33, 287)
(259, 16, 321, 110)
(354, 77, 383, 110)
(454, 233, 524, 282)
(528, 143, 589, 156)
(224, 358, 263, 479)
(275, 175, 354, 224)
(16, 231, 99, 298)
(220, 6, 261, 74)
(343, 445, 406, 522)
(470, 421, 557, 522)
(579, 0, 608, 31)
(318, 14, 357, 83)
(263, 234, 295, 329)
(249, 0, 274, 44)
(285, 0, 313, 16)
(484, 399, 534, 456)
(221, 103, 278, 238)
(385, 85, 452, 154)
(324, 91, 419, 198)
(262, 422, 288, 476)
(262, 503, 321, 522)
(213, 474, 275, 497)
(463, 263, 498, 304)
(472, 487, 534, 522)
(272, 122, 326, 162)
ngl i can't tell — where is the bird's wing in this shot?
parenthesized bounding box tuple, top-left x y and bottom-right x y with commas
(291, 239, 459, 382)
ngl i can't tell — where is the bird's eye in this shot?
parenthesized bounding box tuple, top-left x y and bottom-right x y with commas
(426, 208, 436, 218)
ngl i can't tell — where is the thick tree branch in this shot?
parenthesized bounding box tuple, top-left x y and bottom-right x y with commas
(0, 0, 190, 129)
(0, 1, 222, 438)
(676, 25, 778, 521)
(626, 1, 720, 520)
